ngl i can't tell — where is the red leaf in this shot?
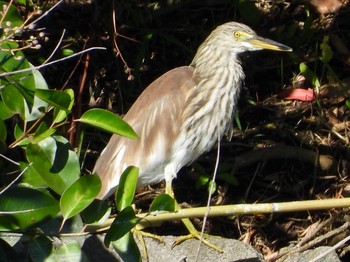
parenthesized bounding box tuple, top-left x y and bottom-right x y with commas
(277, 88, 315, 101)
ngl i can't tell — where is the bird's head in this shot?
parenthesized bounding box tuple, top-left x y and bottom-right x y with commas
(208, 22, 293, 54)
(191, 22, 292, 72)
(191, 22, 292, 77)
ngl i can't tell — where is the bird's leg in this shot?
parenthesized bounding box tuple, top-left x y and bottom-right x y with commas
(165, 178, 224, 253)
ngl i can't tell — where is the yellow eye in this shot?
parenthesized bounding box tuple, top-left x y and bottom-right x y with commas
(233, 31, 241, 39)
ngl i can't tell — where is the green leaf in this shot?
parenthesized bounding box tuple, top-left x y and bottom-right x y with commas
(116, 166, 139, 211)
(60, 175, 101, 221)
(149, 194, 175, 212)
(16, 0, 34, 6)
(195, 175, 210, 189)
(320, 35, 333, 63)
(0, 186, 59, 229)
(207, 180, 217, 195)
(28, 236, 53, 262)
(1, 85, 25, 117)
(112, 232, 141, 262)
(25, 64, 49, 122)
(0, 101, 13, 120)
(104, 206, 140, 247)
(345, 99, 350, 109)
(0, 216, 18, 231)
(33, 122, 56, 143)
(234, 110, 242, 132)
(61, 49, 75, 56)
(54, 242, 88, 262)
(13, 123, 23, 140)
(81, 200, 111, 224)
(299, 63, 320, 88)
(35, 89, 72, 111)
(0, 44, 36, 107)
(195, 175, 217, 194)
(77, 108, 138, 139)
(13, 123, 29, 147)
(26, 136, 80, 195)
(20, 162, 47, 188)
(53, 89, 74, 124)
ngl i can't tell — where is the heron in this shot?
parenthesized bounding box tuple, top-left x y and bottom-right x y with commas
(93, 21, 292, 248)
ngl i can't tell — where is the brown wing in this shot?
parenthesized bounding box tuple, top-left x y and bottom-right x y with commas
(93, 66, 198, 199)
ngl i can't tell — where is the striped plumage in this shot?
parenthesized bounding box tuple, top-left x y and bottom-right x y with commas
(93, 22, 292, 199)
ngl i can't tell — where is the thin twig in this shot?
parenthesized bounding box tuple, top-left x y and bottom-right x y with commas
(0, 209, 34, 215)
(70, 50, 90, 145)
(267, 219, 350, 261)
(0, 47, 106, 78)
(43, 29, 66, 65)
(196, 135, 221, 261)
(297, 221, 350, 254)
(309, 234, 350, 262)
(298, 212, 344, 246)
(0, 162, 32, 195)
(0, 153, 20, 166)
(0, 0, 14, 24)
(25, 0, 64, 30)
(111, 1, 132, 77)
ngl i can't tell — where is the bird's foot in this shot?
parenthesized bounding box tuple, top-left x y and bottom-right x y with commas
(133, 228, 164, 260)
(174, 217, 224, 253)
(165, 184, 223, 253)
(172, 233, 224, 253)
(133, 228, 164, 243)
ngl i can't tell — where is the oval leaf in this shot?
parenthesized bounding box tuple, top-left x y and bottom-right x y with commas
(277, 88, 315, 101)
(77, 108, 138, 139)
(53, 89, 74, 124)
(195, 175, 210, 189)
(35, 89, 72, 111)
(116, 166, 139, 211)
(104, 206, 140, 247)
(60, 175, 101, 220)
(0, 186, 59, 229)
(54, 242, 88, 262)
(27, 236, 53, 262)
(1, 85, 25, 118)
(112, 232, 141, 262)
(25, 63, 49, 122)
(207, 180, 217, 195)
(26, 136, 80, 195)
(299, 63, 320, 88)
(149, 194, 175, 213)
(81, 200, 111, 225)
(33, 122, 56, 143)
(0, 101, 13, 120)
(20, 162, 47, 188)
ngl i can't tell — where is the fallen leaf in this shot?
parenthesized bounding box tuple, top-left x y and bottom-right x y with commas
(277, 88, 315, 101)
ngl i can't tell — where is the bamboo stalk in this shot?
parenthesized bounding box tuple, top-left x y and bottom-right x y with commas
(135, 198, 350, 228)
(85, 198, 350, 232)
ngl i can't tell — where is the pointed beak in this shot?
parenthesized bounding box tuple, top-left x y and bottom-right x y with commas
(247, 35, 292, 52)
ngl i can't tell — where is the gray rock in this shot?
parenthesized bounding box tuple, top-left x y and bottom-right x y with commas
(82, 234, 264, 262)
(139, 235, 264, 262)
(278, 246, 340, 262)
